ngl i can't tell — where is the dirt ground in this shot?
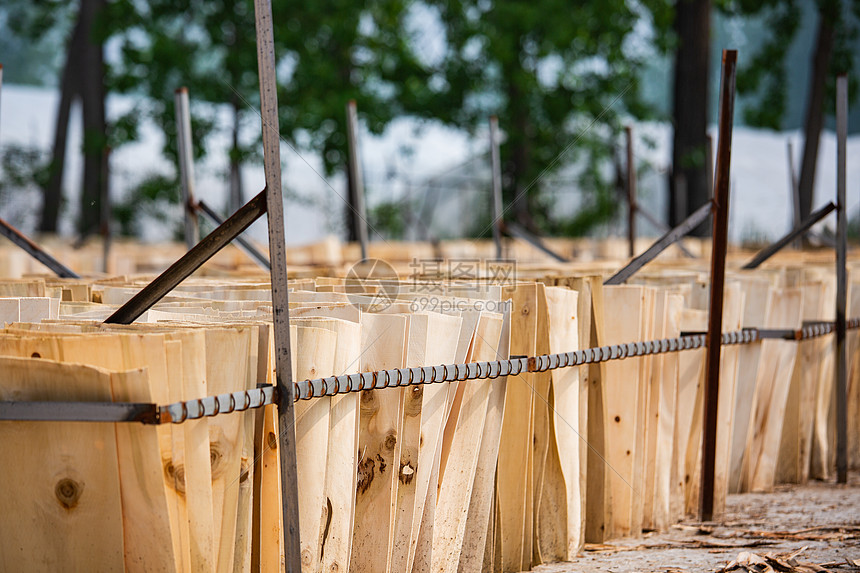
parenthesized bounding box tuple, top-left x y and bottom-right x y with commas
(529, 473, 860, 572)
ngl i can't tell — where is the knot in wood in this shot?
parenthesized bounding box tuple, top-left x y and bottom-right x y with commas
(210, 444, 225, 477)
(383, 432, 397, 452)
(55, 478, 82, 509)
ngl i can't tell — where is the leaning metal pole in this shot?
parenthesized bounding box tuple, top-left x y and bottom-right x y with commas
(104, 190, 267, 324)
(0, 216, 80, 278)
(742, 202, 836, 269)
(196, 199, 271, 270)
(604, 201, 712, 285)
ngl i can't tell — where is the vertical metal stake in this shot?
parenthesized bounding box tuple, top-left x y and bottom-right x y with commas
(701, 49, 737, 522)
(626, 125, 637, 258)
(787, 140, 802, 248)
(175, 87, 200, 250)
(253, 0, 302, 570)
(835, 74, 848, 484)
(490, 116, 504, 259)
(706, 134, 714, 199)
(101, 146, 111, 273)
(346, 100, 369, 260)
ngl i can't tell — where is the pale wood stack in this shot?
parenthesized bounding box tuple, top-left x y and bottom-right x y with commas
(0, 245, 858, 572)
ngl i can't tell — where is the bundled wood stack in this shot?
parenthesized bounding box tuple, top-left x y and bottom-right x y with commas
(0, 246, 858, 572)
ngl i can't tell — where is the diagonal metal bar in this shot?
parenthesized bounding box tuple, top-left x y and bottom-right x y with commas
(503, 221, 568, 262)
(634, 204, 696, 258)
(612, 167, 696, 259)
(0, 216, 80, 278)
(195, 199, 271, 270)
(604, 200, 713, 285)
(742, 201, 837, 269)
(103, 189, 267, 324)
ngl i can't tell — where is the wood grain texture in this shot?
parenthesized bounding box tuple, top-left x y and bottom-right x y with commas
(458, 306, 510, 573)
(544, 286, 582, 559)
(0, 357, 125, 572)
(293, 326, 336, 570)
(432, 312, 502, 573)
(407, 312, 462, 573)
(498, 284, 537, 571)
(749, 288, 803, 492)
(352, 312, 407, 573)
(602, 285, 645, 537)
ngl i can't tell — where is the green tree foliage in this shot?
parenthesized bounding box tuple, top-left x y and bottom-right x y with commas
(413, 0, 651, 235)
(0, 1, 69, 86)
(275, 0, 429, 175)
(6, 0, 657, 240)
(105, 0, 431, 234)
(722, 0, 859, 223)
(108, 0, 654, 239)
(712, 0, 859, 130)
(727, 0, 802, 129)
(107, 0, 260, 161)
(105, 0, 251, 229)
(4, 0, 104, 235)
(0, 145, 52, 231)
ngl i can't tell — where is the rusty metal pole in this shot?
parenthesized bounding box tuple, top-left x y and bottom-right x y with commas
(787, 140, 802, 248)
(700, 49, 737, 522)
(101, 146, 111, 274)
(835, 74, 848, 484)
(490, 116, 503, 259)
(252, 0, 301, 568)
(174, 87, 200, 250)
(706, 134, 714, 199)
(626, 125, 637, 258)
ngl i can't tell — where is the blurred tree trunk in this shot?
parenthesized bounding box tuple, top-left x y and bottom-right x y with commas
(78, 0, 107, 237)
(507, 81, 538, 233)
(40, 8, 85, 233)
(797, 4, 837, 224)
(341, 56, 361, 244)
(669, 0, 711, 236)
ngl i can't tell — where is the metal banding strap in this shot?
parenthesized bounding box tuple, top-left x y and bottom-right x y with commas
(4, 321, 859, 424)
